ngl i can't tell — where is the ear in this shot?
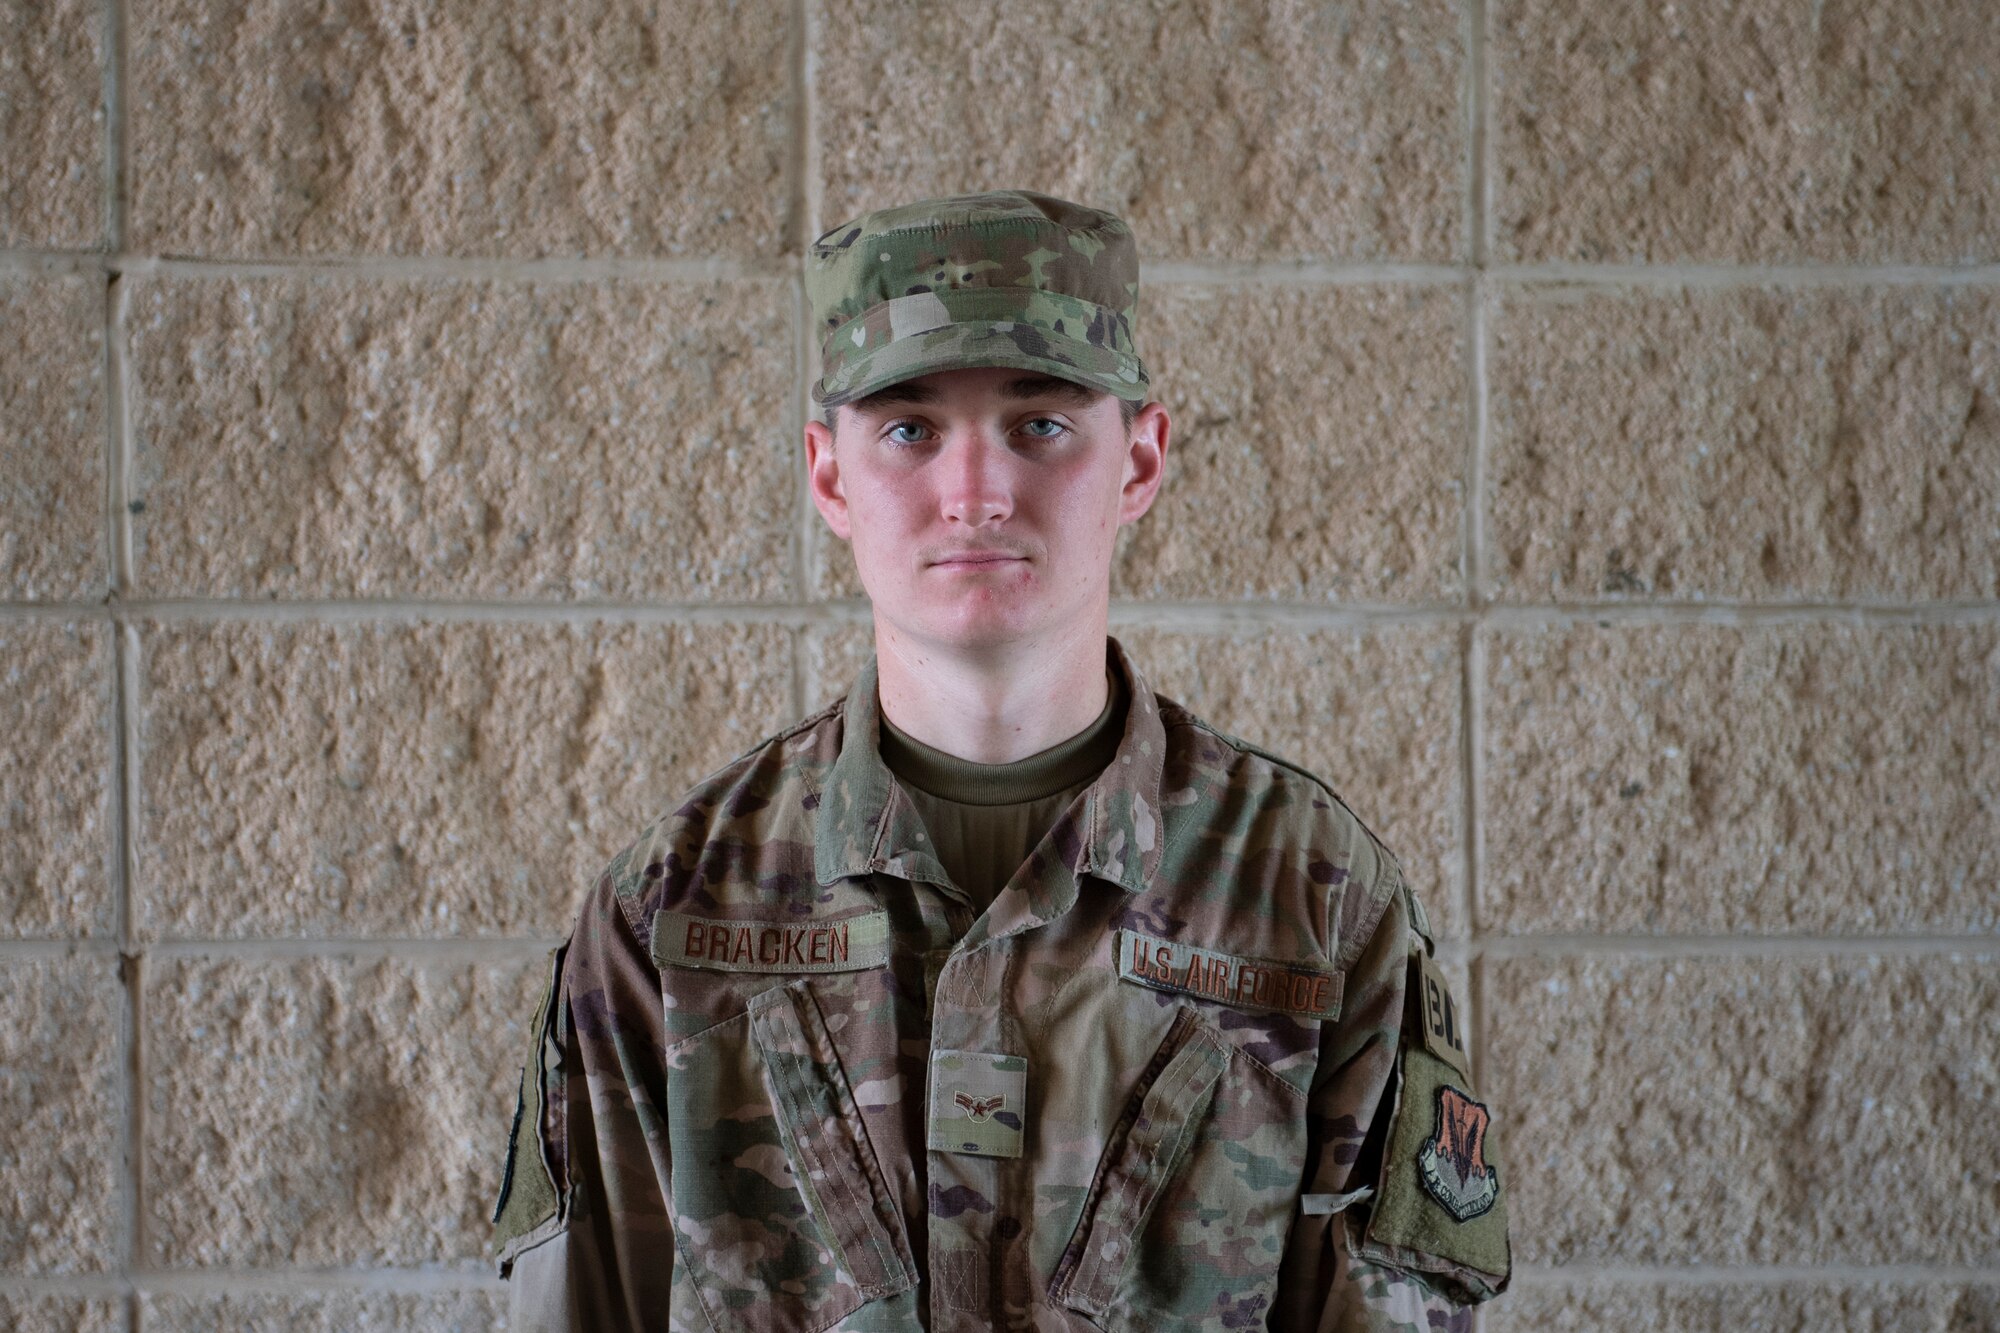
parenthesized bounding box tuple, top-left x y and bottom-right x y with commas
(1116, 400, 1171, 526)
(804, 416, 852, 541)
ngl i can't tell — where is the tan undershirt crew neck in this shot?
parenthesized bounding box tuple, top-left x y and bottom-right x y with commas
(878, 663, 1128, 914)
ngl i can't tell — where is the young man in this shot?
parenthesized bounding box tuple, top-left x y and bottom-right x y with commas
(491, 189, 1510, 1330)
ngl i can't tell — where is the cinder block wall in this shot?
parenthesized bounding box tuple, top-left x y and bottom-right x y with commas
(3, 1, 1996, 1328)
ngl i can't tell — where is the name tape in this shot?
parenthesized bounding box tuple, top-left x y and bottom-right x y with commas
(651, 909, 891, 974)
(1415, 950, 1470, 1078)
(1116, 928, 1342, 1022)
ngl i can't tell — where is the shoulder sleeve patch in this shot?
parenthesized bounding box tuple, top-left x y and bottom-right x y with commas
(1355, 1038, 1510, 1300)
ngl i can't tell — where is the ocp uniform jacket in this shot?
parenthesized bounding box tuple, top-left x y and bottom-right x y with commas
(492, 636, 1510, 1331)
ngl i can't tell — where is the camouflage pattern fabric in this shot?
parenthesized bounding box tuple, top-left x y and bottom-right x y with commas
(806, 189, 1149, 408)
(491, 635, 1511, 1330)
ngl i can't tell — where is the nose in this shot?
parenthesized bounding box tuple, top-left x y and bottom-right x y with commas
(938, 422, 1013, 527)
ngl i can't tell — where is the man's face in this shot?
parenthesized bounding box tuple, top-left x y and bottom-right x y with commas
(803, 366, 1169, 655)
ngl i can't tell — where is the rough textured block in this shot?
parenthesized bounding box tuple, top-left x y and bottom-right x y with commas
(0, 1295, 123, 1333)
(1482, 622, 2000, 935)
(801, 620, 873, 714)
(1488, 286, 2000, 603)
(145, 955, 540, 1268)
(812, 284, 1470, 604)
(140, 1289, 507, 1331)
(128, 0, 791, 258)
(807, 526, 860, 605)
(0, 0, 103, 248)
(136, 619, 795, 939)
(0, 956, 121, 1274)
(1492, 0, 2000, 262)
(1, 273, 105, 600)
(1119, 285, 1467, 602)
(0, 620, 115, 938)
(1486, 1282, 2000, 1333)
(128, 276, 797, 601)
(815, 0, 1464, 262)
(1121, 626, 1463, 936)
(1487, 955, 2000, 1266)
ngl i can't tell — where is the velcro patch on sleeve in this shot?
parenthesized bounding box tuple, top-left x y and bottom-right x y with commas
(1414, 951, 1471, 1079)
(651, 909, 891, 973)
(1362, 1047, 1511, 1287)
(1116, 928, 1342, 1022)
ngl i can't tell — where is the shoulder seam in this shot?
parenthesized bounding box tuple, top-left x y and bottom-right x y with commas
(601, 695, 847, 937)
(1336, 855, 1403, 974)
(1173, 711, 1409, 970)
(687, 693, 846, 793)
(1180, 715, 1405, 882)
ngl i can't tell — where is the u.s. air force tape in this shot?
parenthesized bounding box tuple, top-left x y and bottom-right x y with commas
(651, 909, 891, 973)
(1115, 928, 1342, 1021)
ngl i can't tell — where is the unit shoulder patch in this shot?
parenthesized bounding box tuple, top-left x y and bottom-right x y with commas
(1417, 1084, 1499, 1222)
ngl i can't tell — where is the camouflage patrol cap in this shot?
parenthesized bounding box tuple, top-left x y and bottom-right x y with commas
(806, 188, 1149, 409)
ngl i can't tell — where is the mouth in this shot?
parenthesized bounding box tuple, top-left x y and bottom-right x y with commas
(931, 552, 1025, 568)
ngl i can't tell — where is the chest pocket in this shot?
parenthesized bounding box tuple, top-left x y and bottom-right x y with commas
(1049, 1003, 1309, 1332)
(664, 978, 917, 1333)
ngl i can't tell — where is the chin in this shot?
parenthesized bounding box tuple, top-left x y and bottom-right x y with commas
(898, 600, 1044, 651)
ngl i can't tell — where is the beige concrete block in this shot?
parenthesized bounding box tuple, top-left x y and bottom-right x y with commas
(145, 955, 539, 1267)
(0, 0, 102, 248)
(127, 276, 797, 601)
(0, 1295, 123, 1333)
(0, 956, 121, 1274)
(1488, 954, 2000, 1265)
(0, 620, 115, 938)
(1488, 287, 2000, 602)
(1, 274, 105, 600)
(1491, 0, 2000, 262)
(136, 619, 795, 939)
(1122, 285, 1467, 602)
(1486, 1282, 2000, 1333)
(1123, 626, 1462, 936)
(807, 515, 865, 604)
(128, 0, 790, 258)
(816, 0, 1464, 262)
(140, 1289, 506, 1331)
(1482, 622, 2000, 935)
(802, 620, 874, 714)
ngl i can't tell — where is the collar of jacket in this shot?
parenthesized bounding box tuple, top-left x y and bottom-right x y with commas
(812, 634, 1168, 934)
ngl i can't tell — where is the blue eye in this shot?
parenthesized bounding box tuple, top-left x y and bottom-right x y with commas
(1020, 417, 1065, 438)
(884, 422, 929, 446)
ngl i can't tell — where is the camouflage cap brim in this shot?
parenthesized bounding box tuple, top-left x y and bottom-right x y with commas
(812, 283, 1149, 408)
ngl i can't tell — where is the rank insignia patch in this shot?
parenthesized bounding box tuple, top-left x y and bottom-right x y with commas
(928, 1049, 1027, 1158)
(1417, 1084, 1499, 1222)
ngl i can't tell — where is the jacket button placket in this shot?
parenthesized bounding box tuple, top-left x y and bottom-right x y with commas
(924, 938, 1022, 1330)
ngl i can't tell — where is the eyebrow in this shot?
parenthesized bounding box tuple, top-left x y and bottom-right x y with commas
(847, 374, 1102, 415)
